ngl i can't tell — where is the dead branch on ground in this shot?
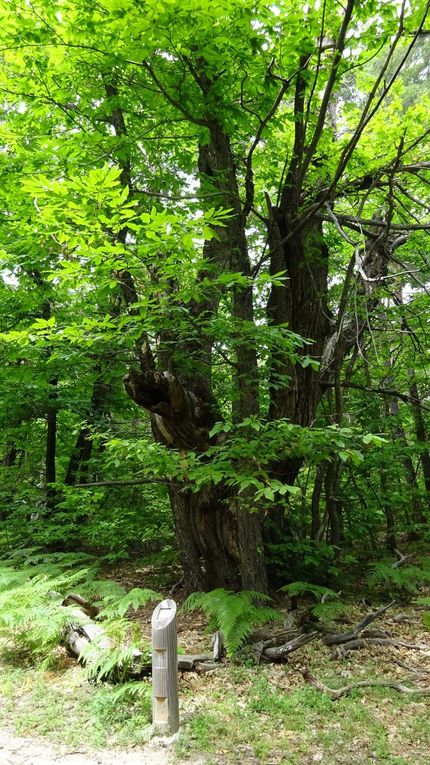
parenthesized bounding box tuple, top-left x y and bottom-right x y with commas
(324, 602, 395, 646)
(302, 668, 430, 699)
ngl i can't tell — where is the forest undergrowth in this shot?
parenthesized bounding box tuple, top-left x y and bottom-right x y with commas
(1, 548, 430, 765)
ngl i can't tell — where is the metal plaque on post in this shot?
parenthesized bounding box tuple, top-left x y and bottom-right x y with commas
(151, 598, 179, 735)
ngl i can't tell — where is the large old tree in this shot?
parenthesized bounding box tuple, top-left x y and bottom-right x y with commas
(1, 0, 430, 590)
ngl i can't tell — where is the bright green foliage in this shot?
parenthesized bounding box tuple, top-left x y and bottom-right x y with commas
(0, 565, 89, 661)
(0, 551, 159, 676)
(366, 559, 430, 595)
(97, 587, 159, 619)
(280, 581, 349, 624)
(281, 581, 342, 601)
(0, 0, 430, 591)
(183, 589, 281, 655)
(80, 635, 150, 684)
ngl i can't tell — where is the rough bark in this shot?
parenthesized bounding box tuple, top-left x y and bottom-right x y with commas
(266, 213, 330, 428)
(388, 388, 424, 526)
(124, 369, 218, 451)
(124, 114, 268, 593)
(380, 470, 397, 551)
(45, 378, 57, 510)
(409, 375, 430, 507)
(311, 463, 326, 540)
(168, 483, 238, 591)
(64, 376, 109, 486)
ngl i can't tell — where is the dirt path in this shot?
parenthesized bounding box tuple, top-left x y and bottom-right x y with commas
(0, 728, 204, 765)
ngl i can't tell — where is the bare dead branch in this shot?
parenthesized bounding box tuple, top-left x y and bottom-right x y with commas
(302, 668, 430, 699)
(331, 637, 430, 658)
(391, 549, 412, 568)
(320, 381, 430, 412)
(298, 0, 355, 187)
(262, 631, 317, 661)
(73, 478, 170, 489)
(321, 211, 430, 232)
(324, 601, 395, 646)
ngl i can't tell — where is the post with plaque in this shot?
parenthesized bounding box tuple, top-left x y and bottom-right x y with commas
(151, 598, 179, 735)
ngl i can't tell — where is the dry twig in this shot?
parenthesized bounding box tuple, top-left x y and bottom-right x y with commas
(302, 668, 430, 699)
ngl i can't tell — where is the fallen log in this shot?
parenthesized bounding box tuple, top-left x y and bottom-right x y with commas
(62, 620, 151, 678)
(248, 625, 300, 648)
(244, 641, 265, 665)
(62, 621, 112, 658)
(262, 632, 317, 661)
(60, 591, 221, 676)
(62, 593, 100, 619)
(178, 654, 214, 671)
(241, 631, 317, 665)
(63, 618, 216, 675)
(324, 602, 394, 646)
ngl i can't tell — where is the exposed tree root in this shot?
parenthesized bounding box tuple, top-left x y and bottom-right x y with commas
(302, 668, 430, 699)
(331, 637, 430, 659)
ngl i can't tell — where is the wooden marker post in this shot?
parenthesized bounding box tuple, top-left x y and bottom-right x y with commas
(151, 598, 179, 735)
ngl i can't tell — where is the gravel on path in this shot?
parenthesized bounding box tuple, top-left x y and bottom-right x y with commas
(0, 728, 204, 765)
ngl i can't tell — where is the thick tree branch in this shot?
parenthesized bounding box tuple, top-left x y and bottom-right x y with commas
(73, 478, 170, 488)
(320, 211, 430, 232)
(124, 369, 218, 450)
(243, 79, 290, 218)
(142, 60, 209, 127)
(298, 0, 355, 187)
(327, 2, 428, 197)
(324, 602, 394, 646)
(321, 381, 430, 411)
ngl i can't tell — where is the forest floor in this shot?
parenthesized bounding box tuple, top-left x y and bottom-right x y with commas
(1, 558, 430, 764)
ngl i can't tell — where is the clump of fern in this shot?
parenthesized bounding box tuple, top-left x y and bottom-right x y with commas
(0, 550, 158, 677)
(79, 588, 158, 682)
(182, 588, 281, 655)
(80, 629, 151, 683)
(366, 557, 430, 595)
(280, 581, 349, 624)
(0, 563, 92, 662)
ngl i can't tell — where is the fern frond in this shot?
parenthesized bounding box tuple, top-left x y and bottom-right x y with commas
(108, 680, 151, 703)
(280, 581, 340, 601)
(183, 589, 281, 655)
(367, 560, 430, 593)
(81, 626, 150, 682)
(98, 588, 159, 618)
(0, 557, 156, 679)
(311, 601, 349, 624)
(80, 578, 126, 604)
